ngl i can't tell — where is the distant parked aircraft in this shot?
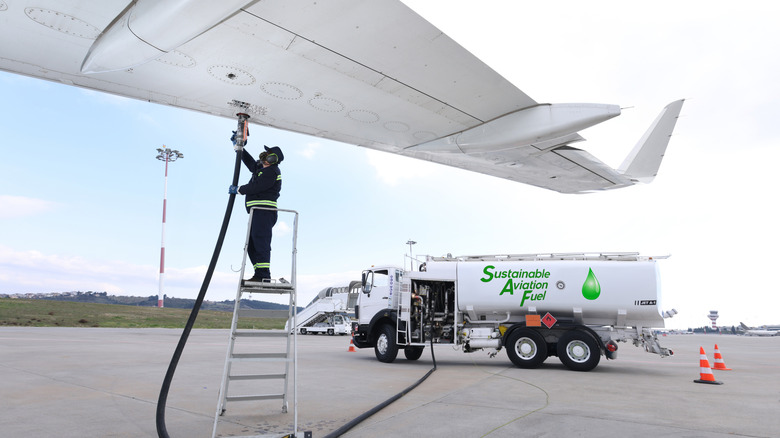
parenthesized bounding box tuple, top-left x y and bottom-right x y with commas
(739, 322, 780, 337)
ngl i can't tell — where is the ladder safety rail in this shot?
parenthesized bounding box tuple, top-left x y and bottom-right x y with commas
(212, 207, 300, 438)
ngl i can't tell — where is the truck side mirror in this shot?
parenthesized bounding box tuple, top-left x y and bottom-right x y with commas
(361, 271, 373, 294)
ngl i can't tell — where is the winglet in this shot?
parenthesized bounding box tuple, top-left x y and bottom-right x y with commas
(618, 99, 685, 183)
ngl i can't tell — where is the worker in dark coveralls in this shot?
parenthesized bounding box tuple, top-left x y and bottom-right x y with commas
(229, 143, 284, 282)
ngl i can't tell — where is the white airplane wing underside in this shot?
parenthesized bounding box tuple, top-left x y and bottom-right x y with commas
(0, 0, 683, 193)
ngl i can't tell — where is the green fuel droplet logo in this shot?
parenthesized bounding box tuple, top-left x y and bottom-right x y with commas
(582, 268, 601, 300)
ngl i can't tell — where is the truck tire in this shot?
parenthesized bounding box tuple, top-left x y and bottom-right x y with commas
(557, 329, 601, 372)
(404, 346, 424, 361)
(328, 328, 335, 336)
(300, 328, 307, 335)
(506, 328, 547, 369)
(374, 324, 399, 363)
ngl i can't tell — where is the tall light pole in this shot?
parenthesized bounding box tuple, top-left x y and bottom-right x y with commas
(406, 239, 416, 271)
(156, 146, 184, 308)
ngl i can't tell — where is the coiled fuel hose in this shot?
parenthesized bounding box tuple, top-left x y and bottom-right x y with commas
(323, 334, 438, 438)
(156, 116, 248, 438)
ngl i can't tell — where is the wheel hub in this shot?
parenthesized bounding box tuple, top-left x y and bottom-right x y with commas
(377, 334, 388, 355)
(566, 340, 590, 363)
(516, 337, 537, 359)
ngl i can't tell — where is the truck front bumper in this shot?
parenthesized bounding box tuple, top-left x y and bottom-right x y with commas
(352, 323, 371, 348)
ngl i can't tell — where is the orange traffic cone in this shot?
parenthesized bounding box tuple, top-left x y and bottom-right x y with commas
(694, 347, 723, 385)
(348, 338, 356, 352)
(712, 344, 732, 370)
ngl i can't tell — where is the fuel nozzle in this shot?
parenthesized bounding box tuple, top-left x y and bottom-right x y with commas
(233, 113, 251, 150)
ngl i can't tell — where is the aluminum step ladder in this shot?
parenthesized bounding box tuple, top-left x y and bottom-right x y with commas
(212, 207, 300, 438)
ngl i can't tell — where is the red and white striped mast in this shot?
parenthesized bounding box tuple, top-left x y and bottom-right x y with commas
(155, 146, 183, 308)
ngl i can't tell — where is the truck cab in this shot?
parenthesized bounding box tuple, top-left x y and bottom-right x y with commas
(352, 267, 400, 349)
(353, 265, 458, 362)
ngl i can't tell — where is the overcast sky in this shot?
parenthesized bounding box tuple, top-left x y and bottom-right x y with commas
(1, 1, 778, 330)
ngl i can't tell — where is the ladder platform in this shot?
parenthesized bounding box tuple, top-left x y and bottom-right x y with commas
(241, 280, 294, 293)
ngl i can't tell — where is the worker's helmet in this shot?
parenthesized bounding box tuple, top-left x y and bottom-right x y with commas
(262, 145, 284, 165)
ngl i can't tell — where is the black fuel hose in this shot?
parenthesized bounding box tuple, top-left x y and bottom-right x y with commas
(323, 335, 438, 438)
(156, 148, 243, 438)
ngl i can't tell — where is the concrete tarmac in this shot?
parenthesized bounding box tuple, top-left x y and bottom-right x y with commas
(1, 327, 779, 437)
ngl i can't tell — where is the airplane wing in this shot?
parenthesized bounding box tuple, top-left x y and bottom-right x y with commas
(0, 0, 683, 193)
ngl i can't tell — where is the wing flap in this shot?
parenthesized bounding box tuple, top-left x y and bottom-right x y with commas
(402, 143, 633, 194)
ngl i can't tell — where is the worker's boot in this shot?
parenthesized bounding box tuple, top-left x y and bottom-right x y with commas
(246, 268, 271, 283)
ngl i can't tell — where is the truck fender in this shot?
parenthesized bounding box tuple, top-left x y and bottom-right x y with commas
(367, 310, 397, 344)
(564, 325, 606, 354)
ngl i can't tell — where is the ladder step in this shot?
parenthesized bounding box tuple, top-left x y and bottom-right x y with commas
(226, 394, 285, 402)
(230, 353, 291, 362)
(234, 331, 288, 338)
(229, 373, 286, 381)
(217, 434, 296, 438)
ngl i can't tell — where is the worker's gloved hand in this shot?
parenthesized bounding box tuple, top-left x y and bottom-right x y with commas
(230, 131, 247, 150)
(230, 131, 239, 151)
(228, 185, 239, 195)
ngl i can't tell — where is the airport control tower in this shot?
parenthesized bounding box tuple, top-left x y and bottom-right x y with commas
(708, 310, 719, 330)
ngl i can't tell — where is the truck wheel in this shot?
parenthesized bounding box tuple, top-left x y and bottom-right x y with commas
(374, 324, 398, 363)
(328, 328, 335, 336)
(557, 329, 601, 372)
(404, 346, 424, 361)
(300, 328, 307, 335)
(506, 328, 547, 368)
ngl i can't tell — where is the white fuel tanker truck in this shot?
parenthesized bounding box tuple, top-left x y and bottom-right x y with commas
(351, 253, 676, 371)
